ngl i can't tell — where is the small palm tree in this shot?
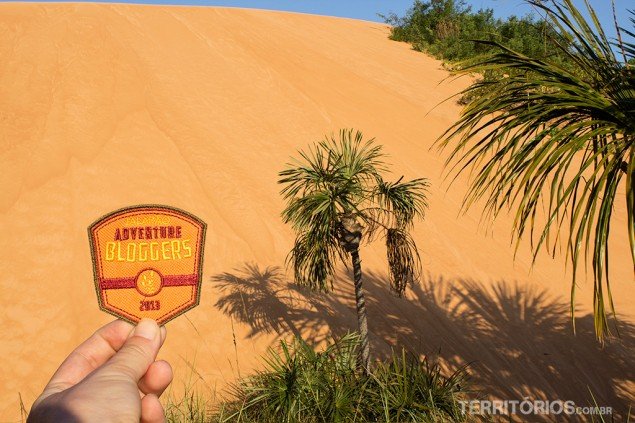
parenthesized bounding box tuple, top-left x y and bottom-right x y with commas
(279, 129, 429, 372)
(437, 0, 634, 340)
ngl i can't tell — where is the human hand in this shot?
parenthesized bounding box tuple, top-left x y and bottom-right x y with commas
(28, 318, 173, 423)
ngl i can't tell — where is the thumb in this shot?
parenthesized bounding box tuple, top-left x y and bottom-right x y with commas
(97, 318, 163, 382)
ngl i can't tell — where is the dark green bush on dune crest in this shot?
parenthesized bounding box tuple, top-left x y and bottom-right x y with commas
(382, 0, 572, 65)
(382, 0, 577, 104)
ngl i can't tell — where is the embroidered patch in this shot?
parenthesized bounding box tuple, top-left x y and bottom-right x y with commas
(88, 205, 206, 325)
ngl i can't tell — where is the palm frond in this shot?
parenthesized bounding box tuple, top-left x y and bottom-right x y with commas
(373, 176, 430, 229)
(386, 228, 422, 297)
(622, 12, 635, 60)
(437, 0, 635, 340)
(290, 228, 342, 292)
(279, 142, 340, 205)
(320, 129, 385, 184)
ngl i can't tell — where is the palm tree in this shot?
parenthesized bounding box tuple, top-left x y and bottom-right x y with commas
(437, 0, 634, 341)
(278, 129, 428, 372)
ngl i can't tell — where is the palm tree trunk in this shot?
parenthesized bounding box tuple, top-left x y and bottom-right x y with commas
(351, 248, 371, 373)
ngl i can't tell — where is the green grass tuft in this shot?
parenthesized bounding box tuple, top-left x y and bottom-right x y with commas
(215, 333, 471, 422)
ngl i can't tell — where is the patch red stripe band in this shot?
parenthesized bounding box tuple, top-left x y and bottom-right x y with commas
(100, 274, 198, 290)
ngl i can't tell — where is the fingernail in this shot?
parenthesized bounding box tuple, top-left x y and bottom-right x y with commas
(134, 318, 159, 341)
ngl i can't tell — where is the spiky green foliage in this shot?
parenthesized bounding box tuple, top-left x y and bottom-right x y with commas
(437, 0, 635, 341)
(279, 129, 429, 295)
(217, 334, 470, 423)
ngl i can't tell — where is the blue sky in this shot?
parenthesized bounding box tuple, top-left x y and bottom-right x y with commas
(18, 0, 633, 37)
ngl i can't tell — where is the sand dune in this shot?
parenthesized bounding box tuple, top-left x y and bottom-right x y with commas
(0, 4, 633, 420)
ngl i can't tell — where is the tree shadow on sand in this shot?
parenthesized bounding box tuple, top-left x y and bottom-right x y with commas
(211, 263, 356, 344)
(211, 263, 634, 418)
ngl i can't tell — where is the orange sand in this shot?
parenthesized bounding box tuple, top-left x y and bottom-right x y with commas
(0, 4, 633, 420)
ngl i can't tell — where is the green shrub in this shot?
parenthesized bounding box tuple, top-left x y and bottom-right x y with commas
(382, 0, 568, 63)
(216, 333, 470, 422)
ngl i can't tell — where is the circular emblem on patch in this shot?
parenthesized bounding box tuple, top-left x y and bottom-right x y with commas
(88, 205, 206, 325)
(136, 268, 163, 297)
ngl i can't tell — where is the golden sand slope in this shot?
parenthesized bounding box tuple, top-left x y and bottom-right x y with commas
(0, 4, 633, 420)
